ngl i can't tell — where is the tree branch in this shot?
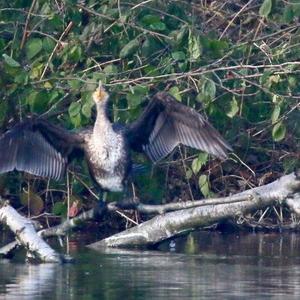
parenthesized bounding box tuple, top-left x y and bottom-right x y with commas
(0, 200, 62, 263)
(88, 172, 300, 249)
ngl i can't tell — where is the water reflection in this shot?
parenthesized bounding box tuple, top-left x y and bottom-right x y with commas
(0, 262, 57, 300)
(1, 232, 300, 299)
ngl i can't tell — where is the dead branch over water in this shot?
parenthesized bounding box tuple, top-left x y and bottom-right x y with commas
(0, 200, 62, 263)
(1, 171, 299, 261)
(89, 172, 300, 249)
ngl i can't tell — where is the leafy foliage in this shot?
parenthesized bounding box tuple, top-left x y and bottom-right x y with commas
(0, 0, 299, 214)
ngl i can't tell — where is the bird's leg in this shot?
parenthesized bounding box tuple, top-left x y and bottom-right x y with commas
(93, 190, 108, 219)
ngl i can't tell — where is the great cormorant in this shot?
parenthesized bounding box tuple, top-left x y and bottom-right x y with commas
(0, 84, 232, 193)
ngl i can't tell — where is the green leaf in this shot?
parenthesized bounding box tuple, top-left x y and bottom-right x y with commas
(68, 79, 81, 89)
(82, 101, 93, 118)
(141, 15, 161, 25)
(126, 85, 149, 107)
(198, 175, 210, 198)
(26, 38, 43, 59)
(271, 105, 280, 124)
(225, 97, 239, 118)
(120, 39, 139, 59)
(171, 51, 186, 61)
(2, 54, 20, 67)
(26, 91, 49, 113)
(192, 153, 208, 174)
(69, 45, 82, 61)
(14, 72, 29, 84)
(259, 0, 272, 18)
(188, 32, 201, 60)
(202, 79, 216, 100)
(69, 102, 81, 117)
(171, 26, 188, 47)
(52, 202, 67, 216)
(43, 37, 56, 52)
(150, 21, 166, 31)
(272, 121, 286, 142)
(70, 113, 82, 128)
(168, 86, 182, 101)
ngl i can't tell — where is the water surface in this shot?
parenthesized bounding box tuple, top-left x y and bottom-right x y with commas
(1, 232, 300, 299)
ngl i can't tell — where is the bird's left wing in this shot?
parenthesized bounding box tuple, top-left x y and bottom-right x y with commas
(126, 92, 232, 162)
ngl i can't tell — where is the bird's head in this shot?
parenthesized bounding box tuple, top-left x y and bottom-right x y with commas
(92, 81, 109, 104)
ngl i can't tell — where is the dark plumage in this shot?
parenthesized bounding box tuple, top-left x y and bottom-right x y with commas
(0, 85, 232, 193)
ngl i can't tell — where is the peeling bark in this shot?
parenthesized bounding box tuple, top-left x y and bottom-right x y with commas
(0, 200, 62, 263)
(88, 172, 300, 249)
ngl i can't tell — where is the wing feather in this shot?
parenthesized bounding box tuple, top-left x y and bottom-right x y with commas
(0, 118, 84, 180)
(127, 92, 232, 162)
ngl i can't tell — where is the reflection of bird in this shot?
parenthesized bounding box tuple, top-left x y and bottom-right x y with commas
(0, 83, 232, 194)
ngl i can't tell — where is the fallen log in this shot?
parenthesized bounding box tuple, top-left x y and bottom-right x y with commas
(88, 172, 300, 249)
(39, 195, 251, 238)
(0, 200, 62, 263)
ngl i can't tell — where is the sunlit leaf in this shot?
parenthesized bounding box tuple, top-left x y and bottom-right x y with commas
(271, 105, 280, 124)
(188, 31, 201, 60)
(150, 21, 166, 31)
(192, 153, 208, 174)
(198, 174, 210, 198)
(69, 102, 81, 117)
(225, 97, 239, 118)
(259, 0, 272, 17)
(70, 113, 82, 128)
(2, 54, 20, 67)
(202, 79, 216, 100)
(272, 121, 286, 142)
(82, 101, 93, 118)
(168, 86, 182, 101)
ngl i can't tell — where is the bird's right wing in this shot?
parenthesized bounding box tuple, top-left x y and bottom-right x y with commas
(0, 118, 84, 180)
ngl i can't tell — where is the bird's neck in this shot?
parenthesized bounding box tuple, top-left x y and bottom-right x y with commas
(94, 101, 113, 136)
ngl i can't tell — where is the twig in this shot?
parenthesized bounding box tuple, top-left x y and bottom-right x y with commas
(219, 0, 256, 39)
(39, 22, 73, 80)
(20, 0, 38, 49)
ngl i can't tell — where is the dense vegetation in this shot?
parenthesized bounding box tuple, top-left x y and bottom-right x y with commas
(0, 0, 299, 224)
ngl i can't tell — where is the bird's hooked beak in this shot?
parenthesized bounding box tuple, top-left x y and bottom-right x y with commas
(92, 81, 109, 103)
